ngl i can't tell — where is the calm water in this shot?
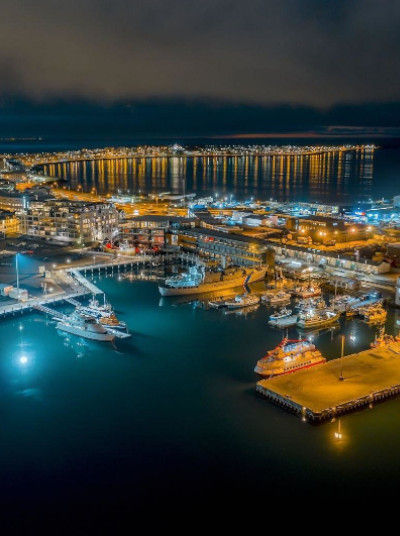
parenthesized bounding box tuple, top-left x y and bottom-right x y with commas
(2, 273, 400, 526)
(40, 147, 400, 203)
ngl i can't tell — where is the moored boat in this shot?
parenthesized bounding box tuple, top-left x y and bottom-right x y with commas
(254, 337, 326, 377)
(57, 311, 115, 342)
(224, 294, 260, 309)
(158, 265, 268, 296)
(297, 309, 340, 329)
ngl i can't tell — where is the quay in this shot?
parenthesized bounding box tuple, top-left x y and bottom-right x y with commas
(0, 251, 201, 320)
(256, 343, 400, 422)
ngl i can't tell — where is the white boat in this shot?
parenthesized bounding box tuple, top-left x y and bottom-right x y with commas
(269, 307, 292, 322)
(224, 294, 260, 309)
(78, 296, 127, 332)
(57, 311, 115, 341)
(158, 265, 268, 296)
(268, 308, 297, 327)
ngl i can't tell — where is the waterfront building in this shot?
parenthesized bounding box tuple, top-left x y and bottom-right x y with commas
(293, 215, 370, 244)
(0, 210, 20, 237)
(21, 200, 119, 245)
(168, 227, 274, 267)
(118, 215, 194, 252)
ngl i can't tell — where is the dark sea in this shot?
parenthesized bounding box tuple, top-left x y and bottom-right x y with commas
(2, 136, 400, 530)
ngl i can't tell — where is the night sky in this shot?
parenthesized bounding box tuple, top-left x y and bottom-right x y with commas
(0, 0, 399, 138)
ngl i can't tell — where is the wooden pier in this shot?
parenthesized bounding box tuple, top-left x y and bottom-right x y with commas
(256, 343, 400, 422)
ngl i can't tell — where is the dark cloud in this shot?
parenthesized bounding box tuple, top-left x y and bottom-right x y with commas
(0, 0, 398, 106)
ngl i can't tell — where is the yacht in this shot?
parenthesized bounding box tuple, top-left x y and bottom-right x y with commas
(57, 311, 115, 342)
(224, 294, 260, 309)
(158, 265, 268, 296)
(78, 296, 127, 332)
(254, 338, 325, 377)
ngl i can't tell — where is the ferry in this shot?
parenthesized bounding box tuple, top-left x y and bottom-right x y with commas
(297, 309, 340, 329)
(224, 294, 260, 309)
(254, 338, 326, 377)
(158, 265, 268, 296)
(57, 311, 115, 342)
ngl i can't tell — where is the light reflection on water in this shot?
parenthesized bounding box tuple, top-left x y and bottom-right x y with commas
(41, 148, 378, 202)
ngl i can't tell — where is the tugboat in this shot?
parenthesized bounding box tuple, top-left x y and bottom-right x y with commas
(254, 338, 326, 377)
(57, 311, 115, 342)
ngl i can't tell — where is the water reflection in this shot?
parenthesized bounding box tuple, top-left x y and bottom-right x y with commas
(42, 148, 376, 202)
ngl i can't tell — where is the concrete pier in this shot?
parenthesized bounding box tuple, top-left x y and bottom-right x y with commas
(257, 343, 400, 422)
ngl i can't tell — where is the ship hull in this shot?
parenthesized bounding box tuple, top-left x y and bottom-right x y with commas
(255, 358, 326, 377)
(57, 323, 115, 341)
(158, 267, 268, 296)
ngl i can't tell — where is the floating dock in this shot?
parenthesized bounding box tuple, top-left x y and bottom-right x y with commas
(256, 343, 400, 422)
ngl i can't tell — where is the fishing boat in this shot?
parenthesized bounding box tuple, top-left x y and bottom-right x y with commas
(268, 308, 297, 327)
(264, 291, 291, 305)
(362, 304, 387, 324)
(297, 309, 340, 329)
(254, 337, 326, 377)
(224, 294, 260, 309)
(293, 283, 321, 299)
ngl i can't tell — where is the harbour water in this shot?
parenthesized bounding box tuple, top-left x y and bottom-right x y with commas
(40, 145, 400, 203)
(3, 272, 400, 523)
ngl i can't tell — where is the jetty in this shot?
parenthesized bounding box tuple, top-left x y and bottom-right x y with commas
(257, 343, 400, 422)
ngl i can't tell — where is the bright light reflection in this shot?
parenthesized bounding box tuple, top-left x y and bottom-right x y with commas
(19, 355, 28, 365)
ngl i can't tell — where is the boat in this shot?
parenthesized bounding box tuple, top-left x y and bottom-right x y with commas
(330, 294, 357, 313)
(268, 291, 291, 305)
(293, 284, 321, 299)
(297, 309, 340, 329)
(57, 311, 115, 341)
(158, 265, 268, 296)
(295, 297, 326, 311)
(254, 337, 326, 377)
(363, 304, 387, 324)
(224, 294, 260, 309)
(78, 296, 127, 332)
(268, 308, 297, 327)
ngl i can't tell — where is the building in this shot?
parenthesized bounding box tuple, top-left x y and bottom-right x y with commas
(118, 215, 194, 252)
(0, 185, 53, 213)
(21, 200, 119, 244)
(0, 210, 20, 236)
(293, 216, 370, 244)
(168, 227, 274, 267)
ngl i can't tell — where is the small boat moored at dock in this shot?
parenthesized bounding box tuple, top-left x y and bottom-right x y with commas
(254, 337, 325, 377)
(57, 311, 115, 342)
(224, 294, 260, 309)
